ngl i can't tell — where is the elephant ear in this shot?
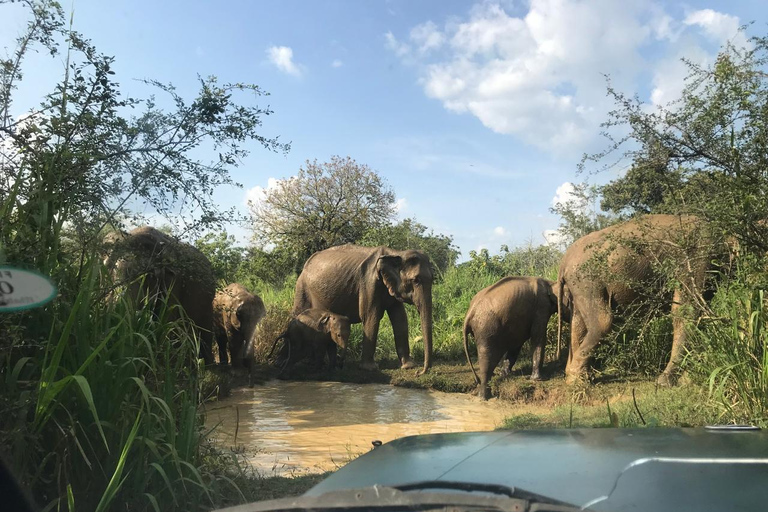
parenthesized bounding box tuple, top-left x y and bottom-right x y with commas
(376, 255, 403, 299)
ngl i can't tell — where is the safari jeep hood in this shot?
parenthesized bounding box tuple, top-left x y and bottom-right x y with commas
(307, 428, 768, 512)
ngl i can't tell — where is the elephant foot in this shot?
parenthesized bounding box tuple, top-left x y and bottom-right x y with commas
(474, 385, 491, 400)
(657, 372, 678, 387)
(565, 371, 587, 385)
(400, 356, 417, 370)
(359, 361, 379, 371)
(529, 374, 543, 382)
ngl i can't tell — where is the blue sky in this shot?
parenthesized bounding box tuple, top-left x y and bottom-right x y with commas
(2, 0, 765, 259)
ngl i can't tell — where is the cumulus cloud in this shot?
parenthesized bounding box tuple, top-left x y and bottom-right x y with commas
(385, 31, 410, 58)
(245, 177, 279, 209)
(331, 59, 343, 68)
(385, 1, 743, 154)
(393, 197, 408, 214)
(266, 46, 303, 76)
(410, 21, 445, 54)
(493, 226, 507, 236)
(551, 182, 577, 208)
(684, 9, 745, 46)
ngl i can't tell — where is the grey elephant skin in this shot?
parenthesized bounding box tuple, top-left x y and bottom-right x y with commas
(463, 276, 558, 399)
(557, 214, 730, 386)
(272, 309, 351, 370)
(103, 226, 217, 363)
(293, 244, 434, 373)
(213, 283, 266, 368)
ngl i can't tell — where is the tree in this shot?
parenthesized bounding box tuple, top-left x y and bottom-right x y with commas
(586, 31, 768, 252)
(360, 218, 459, 275)
(194, 232, 245, 283)
(0, 1, 288, 280)
(250, 156, 395, 261)
(549, 183, 616, 246)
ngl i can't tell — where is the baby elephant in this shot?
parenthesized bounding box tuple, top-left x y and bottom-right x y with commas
(271, 309, 351, 370)
(463, 276, 558, 399)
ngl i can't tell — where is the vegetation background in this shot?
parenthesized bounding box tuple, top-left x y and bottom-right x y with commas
(2, 1, 768, 511)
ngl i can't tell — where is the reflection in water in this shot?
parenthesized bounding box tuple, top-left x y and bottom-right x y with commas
(204, 380, 515, 475)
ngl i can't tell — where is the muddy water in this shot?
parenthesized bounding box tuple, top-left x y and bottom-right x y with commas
(205, 380, 516, 476)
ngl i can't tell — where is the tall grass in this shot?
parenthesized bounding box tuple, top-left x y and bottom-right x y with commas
(1, 264, 244, 511)
(689, 282, 768, 426)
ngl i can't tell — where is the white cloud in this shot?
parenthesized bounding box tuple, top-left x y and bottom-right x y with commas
(245, 177, 279, 209)
(410, 21, 445, 54)
(385, 31, 410, 58)
(493, 226, 507, 236)
(684, 9, 745, 46)
(386, 1, 744, 154)
(331, 59, 343, 68)
(551, 182, 577, 208)
(393, 197, 408, 214)
(266, 46, 303, 77)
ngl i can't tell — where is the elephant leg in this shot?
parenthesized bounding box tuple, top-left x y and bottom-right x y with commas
(217, 336, 229, 366)
(529, 314, 548, 381)
(566, 300, 611, 384)
(502, 343, 523, 377)
(499, 351, 511, 377)
(387, 303, 415, 369)
(360, 311, 383, 371)
(659, 289, 690, 386)
(476, 335, 506, 400)
(326, 341, 338, 370)
(199, 327, 214, 365)
(312, 342, 325, 369)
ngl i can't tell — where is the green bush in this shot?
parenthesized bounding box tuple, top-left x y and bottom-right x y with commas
(688, 276, 768, 427)
(0, 266, 246, 511)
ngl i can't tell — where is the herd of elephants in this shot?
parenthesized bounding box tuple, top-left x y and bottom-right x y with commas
(103, 213, 729, 399)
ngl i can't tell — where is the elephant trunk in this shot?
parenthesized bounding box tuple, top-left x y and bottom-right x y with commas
(416, 286, 433, 374)
(242, 320, 258, 368)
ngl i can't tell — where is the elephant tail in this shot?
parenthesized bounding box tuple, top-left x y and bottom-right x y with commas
(463, 316, 480, 386)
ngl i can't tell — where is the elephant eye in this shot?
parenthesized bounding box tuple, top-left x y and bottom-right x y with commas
(413, 276, 421, 285)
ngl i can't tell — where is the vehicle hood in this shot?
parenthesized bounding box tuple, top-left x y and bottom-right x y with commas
(307, 428, 768, 511)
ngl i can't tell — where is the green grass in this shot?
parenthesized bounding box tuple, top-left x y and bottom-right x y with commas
(0, 264, 277, 511)
(500, 382, 721, 430)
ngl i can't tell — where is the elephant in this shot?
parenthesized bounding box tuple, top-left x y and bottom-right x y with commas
(270, 309, 352, 370)
(103, 226, 217, 364)
(212, 283, 266, 368)
(293, 244, 434, 373)
(557, 214, 731, 386)
(463, 276, 559, 400)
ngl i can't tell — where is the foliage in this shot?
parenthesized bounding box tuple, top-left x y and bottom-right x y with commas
(237, 245, 298, 289)
(250, 156, 395, 262)
(588, 32, 768, 253)
(0, 265, 244, 511)
(688, 262, 768, 427)
(360, 218, 460, 275)
(1, 0, 288, 279)
(463, 243, 562, 281)
(195, 232, 246, 284)
(549, 183, 617, 247)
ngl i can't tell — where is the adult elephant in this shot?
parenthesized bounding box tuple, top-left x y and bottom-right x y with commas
(213, 283, 266, 368)
(104, 226, 217, 364)
(557, 214, 730, 386)
(463, 276, 560, 399)
(293, 244, 434, 374)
